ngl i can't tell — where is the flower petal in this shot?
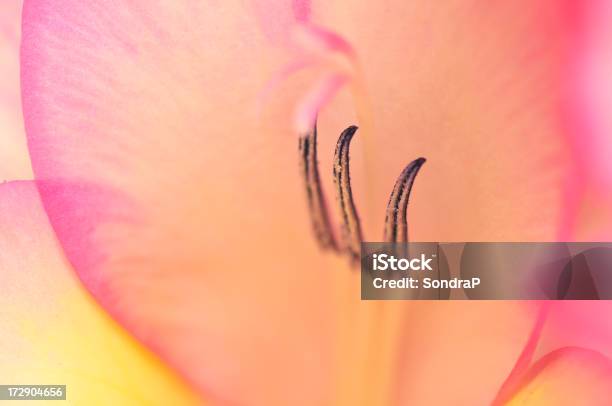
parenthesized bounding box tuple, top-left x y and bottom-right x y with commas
(0, 181, 200, 404)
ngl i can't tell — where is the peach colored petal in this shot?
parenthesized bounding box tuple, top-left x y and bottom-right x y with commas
(319, 0, 576, 241)
(0, 181, 200, 405)
(0, 1, 33, 180)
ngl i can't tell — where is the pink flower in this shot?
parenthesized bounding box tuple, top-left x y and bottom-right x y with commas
(0, 0, 610, 404)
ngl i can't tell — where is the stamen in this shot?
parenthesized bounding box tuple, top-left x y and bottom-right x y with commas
(300, 122, 426, 262)
(383, 158, 426, 243)
(333, 126, 363, 262)
(299, 123, 338, 250)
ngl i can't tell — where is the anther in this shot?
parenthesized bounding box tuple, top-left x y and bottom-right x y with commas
(299, 122, 338, 250)
(383, 158, 426, 243)
(333, 126, 363, 263)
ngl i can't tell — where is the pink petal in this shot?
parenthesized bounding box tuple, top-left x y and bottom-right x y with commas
(0, 181, 200, 403)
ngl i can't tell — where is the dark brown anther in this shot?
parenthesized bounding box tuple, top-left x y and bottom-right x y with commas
(333, 126, 363, 263)
(383, 158, 426, 243)
(299, 122, 338, 251)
